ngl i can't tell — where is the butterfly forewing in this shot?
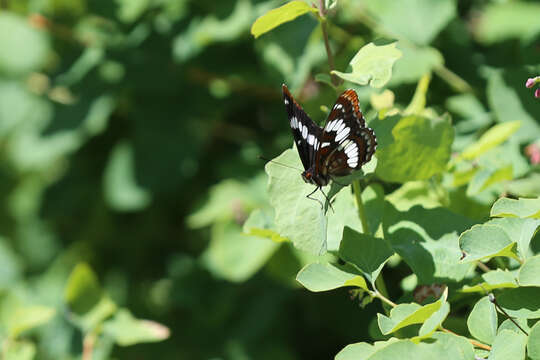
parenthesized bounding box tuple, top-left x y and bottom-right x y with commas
(315, 89, 377, 177)
(282, 84, 322, 171)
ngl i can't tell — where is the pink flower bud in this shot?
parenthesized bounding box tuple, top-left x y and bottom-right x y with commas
(535, 89, 540, 98)
(526, 78, 535, 88)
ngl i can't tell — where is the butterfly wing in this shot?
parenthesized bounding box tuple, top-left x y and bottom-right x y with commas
(315, 89, 377, 177)
(282, 84, 322, 171)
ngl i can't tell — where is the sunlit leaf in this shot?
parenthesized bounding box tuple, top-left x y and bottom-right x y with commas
(296, 263, 367, 292)
(518, 255, 540, 287)
(251, 1, 318, 39)
(459, 224, 519, 262)
(104, 309, 170, 346)
(6, 306, 56, 338)
(467, 296, 497, 344)
(490, 197, 540, 219)
(488, 329, 527, 360)
(460, 121, 521, 160)
(331, 41, 402, 88)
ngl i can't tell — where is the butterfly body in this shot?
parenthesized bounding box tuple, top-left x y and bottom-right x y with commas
(282, 84, 377, 193)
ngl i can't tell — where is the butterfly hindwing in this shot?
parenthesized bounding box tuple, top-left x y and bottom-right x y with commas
(316, 89, 377, 177)
(282, 84, 322, 171)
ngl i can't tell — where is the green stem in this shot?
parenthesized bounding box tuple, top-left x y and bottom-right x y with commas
(318, 0, 341, 87)
(352, 180, 369, 234)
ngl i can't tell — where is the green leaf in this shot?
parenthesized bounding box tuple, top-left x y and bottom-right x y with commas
(528, 321, 540, 360)
(243, 208, 288, 243)
(518, 255, 540, 287)
(389, 43, 443, 85)
(336, 332, 474, 360)
(461, 269, 518, 293)
(487, 69, 540, 143)
(326, 189, 363, 251)
(339, 227, 394, 285)
(2, 340, 36, 360)
(103, 309, 170, 346)
(331, 40, 402, 88)
(414, 302, 450, 341)
(467, 296, 497, 345)
(466, 165, 513, 196)
(490, 197, 540, 219)
(488, 329, 527, 360)
(386, 181, 442, 211)
(266, 148, 327, 254)
(103, 141, 151, 212)
(202, 221, 279, 282)
(488, 218, 540, 260)
(378, 288, 447, 336)
(383, 204, 474, 284)
(250, 1, 318, 39)
(360, 0, 456, 45)
(459, 224, 519, 263)
(296, 263, 367, 292)
(374, 115, 454, 183)
(0, 14, 49, 75)
(475, 2, 540, 44)
(6, 306, 56, 338)
(496, 288, 540, 319)
(460, 121, 521, 160)
(64, 263, 103, 315)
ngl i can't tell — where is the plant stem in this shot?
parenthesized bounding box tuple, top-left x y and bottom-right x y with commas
(318, 0, 341, 87)
(370, 289, 397, 308)
(352, 180, 370, 234)
(82, 333, 96, 360)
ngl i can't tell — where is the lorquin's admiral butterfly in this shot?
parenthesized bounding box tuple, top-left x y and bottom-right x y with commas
(282, 84, 377, 201)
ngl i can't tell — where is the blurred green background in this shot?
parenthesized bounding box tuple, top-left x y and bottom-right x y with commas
(0, 0, 539, 359)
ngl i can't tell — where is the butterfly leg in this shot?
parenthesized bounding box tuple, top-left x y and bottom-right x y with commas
(306, 186, 324, 209)
(319, 187, 335, 214)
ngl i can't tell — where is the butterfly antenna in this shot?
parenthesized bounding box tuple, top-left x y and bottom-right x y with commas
(258, 155, 303, 172)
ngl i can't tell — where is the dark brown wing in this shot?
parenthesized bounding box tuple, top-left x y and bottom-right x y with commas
(282, 84, 322, 171)
(315, 89, 377, 177)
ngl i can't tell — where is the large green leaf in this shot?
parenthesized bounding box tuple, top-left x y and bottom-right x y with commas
(460, 121, 521, 160)
(461, 269, 518, 293)
(2, 340, 36, 360)
(467, 296, 497, 345)
(383, 203, 473, 284)
(202, 221, 279, 282)
(296, 263, 367, 292)
(459, 224, 519, 263)
(389, 43, 443, 86)
(331, 41, 402, 88)
(326, 189, 363, 251)
(487, 69, 540, 143)
(490, 197, 540, 219)
(488, 329, 527, 360)
(518, 255, 540, 287)
(374, 115, 454, 183)
(251, 1, 318, 39)
(528, 321, 540, 360)
(475, 2, 540, 44)
(266, 148, 327, 254)
(339, 227, 394, 285)
(360, 0, 456, 45)
(64, 263, 103, 315)
(496, 288, 540, 319)
(488, 218, 540, 260)
(377, 288, 448, 336)
(336, 332, 474, 360)
(0, 13, 49, 75)
(103, 309, 169, 346)
(6, 306, 56, 339)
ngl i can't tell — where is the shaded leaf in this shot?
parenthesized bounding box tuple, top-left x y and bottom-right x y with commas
(375, 115, 454, 183)
(496, 288, 540, 319)
(528, 321, 540, 360)
(490, 197, 540, 219)
(461, 269, 518, 293)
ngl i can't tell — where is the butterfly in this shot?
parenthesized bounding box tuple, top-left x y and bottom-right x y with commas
(282, 84, 377, 202)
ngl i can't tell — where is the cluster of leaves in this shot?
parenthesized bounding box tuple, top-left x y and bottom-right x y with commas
(191, 0, 540, 359)
(1, 0, 540, 359)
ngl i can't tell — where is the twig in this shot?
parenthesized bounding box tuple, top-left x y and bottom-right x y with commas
(318, 0, 341, 87)
(489, 293, 528, 336)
